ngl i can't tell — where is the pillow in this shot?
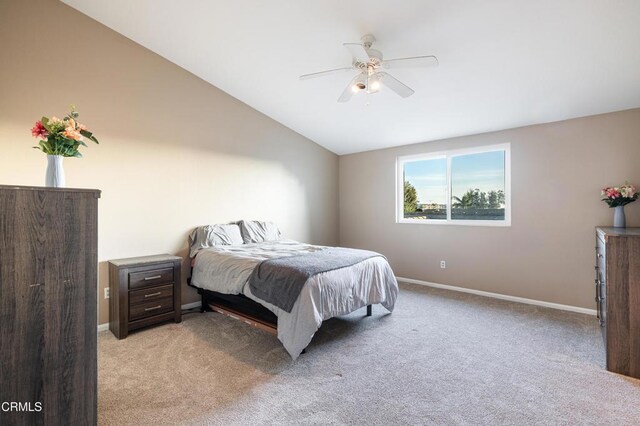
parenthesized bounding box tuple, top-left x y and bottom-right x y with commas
(239, 220, 281, 244)
(188, 224, 243, 258)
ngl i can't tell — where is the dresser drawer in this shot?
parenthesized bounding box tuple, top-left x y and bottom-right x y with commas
(130, 284, 174, 306)
(596, 239, 606, 267)
(129, 297, 174, 321)
(595, 236, 607, 328)
(129, 267, 174, 290)
(595, 250, 606, 279)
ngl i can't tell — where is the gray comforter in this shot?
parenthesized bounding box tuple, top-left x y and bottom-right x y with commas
(248, 247, 382, 313)
(190, 240, 398, 359)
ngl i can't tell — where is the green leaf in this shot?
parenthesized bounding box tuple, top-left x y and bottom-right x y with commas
(79, 129, 99, 144)
(38, 140, 52, 154)
(41, 117, 51, 132)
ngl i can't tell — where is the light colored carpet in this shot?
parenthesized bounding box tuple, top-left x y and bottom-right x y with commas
(98, 283, 640, 425)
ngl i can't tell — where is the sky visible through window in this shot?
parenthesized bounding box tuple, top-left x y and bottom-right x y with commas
(404, 151, 505, 205)
(404, 158, 447, 205)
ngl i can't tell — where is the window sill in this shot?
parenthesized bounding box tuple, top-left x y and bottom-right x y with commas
(397, 219, 511, 227)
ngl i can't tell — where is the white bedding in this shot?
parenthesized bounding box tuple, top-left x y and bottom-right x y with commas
(190, 240, 398, 359)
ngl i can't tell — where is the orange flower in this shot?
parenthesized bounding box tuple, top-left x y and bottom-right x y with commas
(64, 126, 83, 141)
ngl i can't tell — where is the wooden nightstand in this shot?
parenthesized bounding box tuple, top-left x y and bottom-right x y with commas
(108, 254, 182, 339)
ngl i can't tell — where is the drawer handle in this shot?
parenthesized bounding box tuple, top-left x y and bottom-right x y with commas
(144, 275, 162, 281)
(144, 292, 162, 298)
(144, 305, 162, 312)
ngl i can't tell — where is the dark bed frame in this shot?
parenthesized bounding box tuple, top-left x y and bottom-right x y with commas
(187, 268, 372, 336)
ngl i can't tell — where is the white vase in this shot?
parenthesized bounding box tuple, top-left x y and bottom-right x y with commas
(613, 205, 626, 228)
(45, 155, 65, 188)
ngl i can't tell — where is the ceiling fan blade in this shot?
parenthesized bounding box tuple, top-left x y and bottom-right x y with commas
(343, 43, 370, 63)
(383, 55, 439, 69)
(299, 67, 354, 80)
(338, 74, 361, 103)
(377, 72, 415, 98)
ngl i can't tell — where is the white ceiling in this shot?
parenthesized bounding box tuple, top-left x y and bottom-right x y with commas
(62, 0, 640, 155)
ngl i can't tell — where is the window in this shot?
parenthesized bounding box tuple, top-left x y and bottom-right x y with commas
(397, 144, 510, 226)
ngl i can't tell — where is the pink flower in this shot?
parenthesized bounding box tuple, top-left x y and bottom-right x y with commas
(606, 188, 621, 199)
(31, 121, 48, 139)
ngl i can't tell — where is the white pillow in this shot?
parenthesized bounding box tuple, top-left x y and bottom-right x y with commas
(239, 220, 281, 244)
(188, 224, 243, 258)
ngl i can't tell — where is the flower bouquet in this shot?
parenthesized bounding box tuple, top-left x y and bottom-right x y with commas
(601, 183, 639, 207)
(31, 105, 99, 157)
(31, 106, 99, 187)
(601, 182, 638, 228)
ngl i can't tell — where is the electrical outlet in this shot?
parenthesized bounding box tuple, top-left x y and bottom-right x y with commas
(104, 288, 110, 299)
(440, 260, 446, 269)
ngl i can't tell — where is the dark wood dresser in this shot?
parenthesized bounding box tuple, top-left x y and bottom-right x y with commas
(109, 254, 182, 339)
(595, 227, 640, 379)
(0, 185, 100, 425)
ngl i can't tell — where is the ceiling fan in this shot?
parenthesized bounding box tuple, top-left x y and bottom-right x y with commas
(300, 34, 438, 103)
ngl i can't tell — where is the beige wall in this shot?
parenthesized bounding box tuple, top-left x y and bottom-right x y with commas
(0, 0, 338, 325)
(340, 109, 640, 309)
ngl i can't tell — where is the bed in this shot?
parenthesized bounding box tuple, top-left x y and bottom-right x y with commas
(187, 221, 398, 359)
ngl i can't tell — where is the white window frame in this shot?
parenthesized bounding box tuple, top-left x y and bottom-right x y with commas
(396, 143, 511, 227)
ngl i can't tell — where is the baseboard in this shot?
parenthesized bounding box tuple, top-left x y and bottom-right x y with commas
(396, 276, 597, 316)
(97, 301, 203, 332)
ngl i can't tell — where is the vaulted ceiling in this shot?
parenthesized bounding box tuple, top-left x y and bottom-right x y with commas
(62, 0, 640, 155)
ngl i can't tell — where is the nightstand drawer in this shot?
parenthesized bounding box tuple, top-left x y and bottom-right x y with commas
(129, 267, 174, 289)
(129, 297, 174, 321)
(130, 284, 174, 306)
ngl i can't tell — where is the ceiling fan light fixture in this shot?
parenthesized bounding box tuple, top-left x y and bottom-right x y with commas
(351, 73, 367, 93)
(352, 82, 366, 92)
(368, 74, 381, 93)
